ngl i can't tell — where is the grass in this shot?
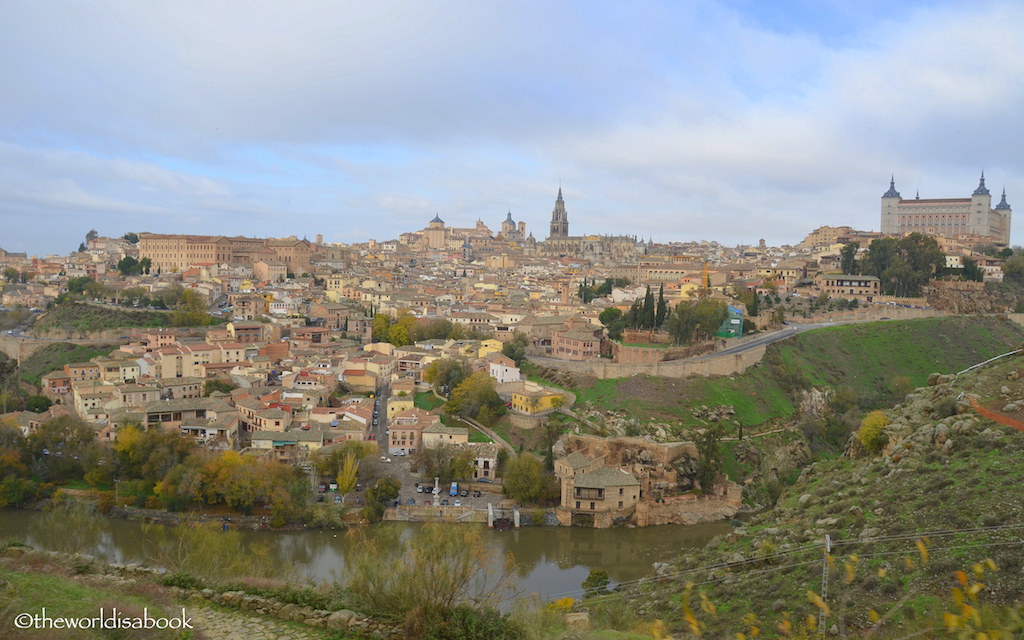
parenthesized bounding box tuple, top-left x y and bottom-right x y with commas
(415, 391, 445, 411)
(568, 316, 1024, 427)
(18, 342, 118, 385)
(34, 302, 172, 335)
(0, 561, 184, 639)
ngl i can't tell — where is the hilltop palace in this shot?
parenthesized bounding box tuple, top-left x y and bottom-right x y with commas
(881, 173, 1011, 246)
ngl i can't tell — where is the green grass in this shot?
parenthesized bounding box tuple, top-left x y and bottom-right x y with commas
(0, 563, 185, 639)
(415, 391, 445, 411)
(19, 342, 118, 386)
(569, 316, 1024, 427)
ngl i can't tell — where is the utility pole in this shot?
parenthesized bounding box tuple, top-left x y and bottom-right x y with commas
(819, 534, 831, 635)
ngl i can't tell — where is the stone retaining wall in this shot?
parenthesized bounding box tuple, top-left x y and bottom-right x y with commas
(531, 345, 765, 379)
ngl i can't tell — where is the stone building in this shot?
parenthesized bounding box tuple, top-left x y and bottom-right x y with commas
(880, 174, 1011, 246)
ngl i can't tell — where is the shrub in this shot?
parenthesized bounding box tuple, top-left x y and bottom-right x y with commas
(161, 572, 204, 590)
(407, 605, 523, 640)
(857, 410, 889, 454)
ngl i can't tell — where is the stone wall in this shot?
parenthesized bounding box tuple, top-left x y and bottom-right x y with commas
(531, 344, 766, 380)
(611, 340, 716, 365)
(622, 329, 672, 344)
(633, 481, 743, 527)
(560, 434, 695, 467)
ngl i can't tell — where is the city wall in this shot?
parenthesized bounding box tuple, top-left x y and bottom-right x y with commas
(612, 340, 716, 364)
(532, 344, 766, 380)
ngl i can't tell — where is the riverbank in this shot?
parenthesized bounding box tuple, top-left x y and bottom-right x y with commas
(0, 543, 397, 639)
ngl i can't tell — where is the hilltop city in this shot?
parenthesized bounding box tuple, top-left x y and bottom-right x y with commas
(0, 174, 1017, 529)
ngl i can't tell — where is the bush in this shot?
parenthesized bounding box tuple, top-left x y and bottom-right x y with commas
(407, 605, 523, 640)
(161, 572, 205, 590)
(857, 410, 889, 454)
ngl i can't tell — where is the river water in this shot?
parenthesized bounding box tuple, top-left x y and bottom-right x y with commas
(0, 509, 732, 603)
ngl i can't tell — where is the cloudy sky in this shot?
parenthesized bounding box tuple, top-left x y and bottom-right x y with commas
(1, 0, 1022, 256)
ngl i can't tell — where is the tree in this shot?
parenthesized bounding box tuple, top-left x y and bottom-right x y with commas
(655, 284, 668, 327)
(641, 285, 655, 329)
(123, 232, 139, 243)
(695, 423, 726, 492)
(445, 372, 505, 426)
(424, 357, 472, 396)
(2, 267, 17, 283)
(336, 453, 359, 504)
(139, 257, 152, 274)
(501, 331, 529, 366)
(857, 410, 889, 454)
(372, 313, 393, 342)
(665, 298, 728, 345)
(839, 242, 860, 275)
(386, 313, 418, 347)
(411, 443, 475, 484)
(170, 289, 211, 326)
(66, 276, 93, 295)
(1002, 250, 1024, 281)
(117, 256, 142, 276)
(599, 306, 625, 340)
(502, 453, 545, 503)
(24, 395, 52, 413)
(961, 257, 985, 282)
(203, 379, 237, 396)
(85, 229, 99, 243)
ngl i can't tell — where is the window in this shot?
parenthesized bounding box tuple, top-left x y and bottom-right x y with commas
(590, 502, 595, 510)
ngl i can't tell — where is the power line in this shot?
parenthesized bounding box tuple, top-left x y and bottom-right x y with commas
(548, 523, 1023, 605)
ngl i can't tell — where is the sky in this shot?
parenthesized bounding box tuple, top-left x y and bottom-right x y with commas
(1, 0, 1023, 256)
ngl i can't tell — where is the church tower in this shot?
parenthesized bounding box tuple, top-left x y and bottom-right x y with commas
(549, 187, 569, 238)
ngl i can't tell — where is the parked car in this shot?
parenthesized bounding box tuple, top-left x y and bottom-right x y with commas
(453, 499, 461, 507)
(478, 478, 493, 484)
(473, 490, 481, 498)
(441, 499, 449, 506)
(424, 499, 431, 506)
(416, 485, 424, 493)
(460, 489, 468, 497)
(334, 495, 341, 504)
(407, 498, 415, 505)
(318, 483, 326, 493)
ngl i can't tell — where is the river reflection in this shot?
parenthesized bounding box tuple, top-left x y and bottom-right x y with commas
(0, 509, 731, 602)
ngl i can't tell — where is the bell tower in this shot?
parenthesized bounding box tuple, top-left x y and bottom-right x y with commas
(549, 187, 569, 238)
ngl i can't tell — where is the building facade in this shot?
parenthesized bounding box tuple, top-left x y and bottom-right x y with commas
(880, 174, 1011, 246)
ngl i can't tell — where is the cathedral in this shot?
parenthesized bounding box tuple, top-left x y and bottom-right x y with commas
(881, 174, 1011, 246)
(540, 187, 645, 261)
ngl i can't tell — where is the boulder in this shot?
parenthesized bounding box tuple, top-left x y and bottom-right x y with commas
(565, 613, 590, 629)
(326, 610, 358, 631)
(798, 494, 812, 507)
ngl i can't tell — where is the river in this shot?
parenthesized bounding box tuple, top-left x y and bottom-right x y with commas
(0, 509, 733, 603)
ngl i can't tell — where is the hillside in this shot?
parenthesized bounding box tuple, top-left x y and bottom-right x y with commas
(33, 302, 171, 336)
(18, 342, 118, 386)
(597, 356, 1024, 638)
(564, 316, 1024, 428)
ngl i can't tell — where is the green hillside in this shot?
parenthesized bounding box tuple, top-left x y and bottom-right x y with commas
(569, 316, 1024, 427)
(33, 302, 171, 335)
(18, 342, 118, 385)
(588, 357, 1024, 638)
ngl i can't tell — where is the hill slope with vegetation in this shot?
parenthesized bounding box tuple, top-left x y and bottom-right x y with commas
(559, 316, 1024, 428)
(576, 353, 1024, 638)
(33, 302, 171, 336)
